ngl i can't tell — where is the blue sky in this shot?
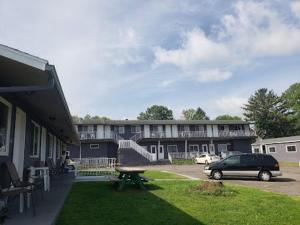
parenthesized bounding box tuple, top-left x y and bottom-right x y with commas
(0, 0, 299, 119)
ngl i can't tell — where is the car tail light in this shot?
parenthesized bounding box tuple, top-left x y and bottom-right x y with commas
(274, 163, 279, 168)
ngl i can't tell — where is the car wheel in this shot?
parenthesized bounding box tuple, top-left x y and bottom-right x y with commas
(212, 170, 222, 180)
(259, 170, 271, 181)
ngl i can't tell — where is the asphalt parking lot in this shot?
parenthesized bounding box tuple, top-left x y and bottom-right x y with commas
(143, 164, 300, 196)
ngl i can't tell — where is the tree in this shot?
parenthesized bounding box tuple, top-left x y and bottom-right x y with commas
(182, 107, 209, 120)
(243, 88, 294, 138)
(215, 114, 242, 120)
(72, 114, 110, 123)
(282, 83, 300, 134)
(137, 105, 174, 120)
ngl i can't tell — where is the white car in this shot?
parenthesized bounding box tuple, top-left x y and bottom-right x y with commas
(195, 154, 221, 165)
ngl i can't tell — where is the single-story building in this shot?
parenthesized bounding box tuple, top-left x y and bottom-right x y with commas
(251, 135, 300, 163)
(0, 44, 78, 182)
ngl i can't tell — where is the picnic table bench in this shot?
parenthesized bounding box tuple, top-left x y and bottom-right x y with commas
(111, 167, 150, 191)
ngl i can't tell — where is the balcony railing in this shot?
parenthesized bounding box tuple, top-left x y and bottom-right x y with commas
(178, 131, 207, 138)
(218, 130, 256, 137)
(78, 131, 97, 140)
(150, 131, 166, 138)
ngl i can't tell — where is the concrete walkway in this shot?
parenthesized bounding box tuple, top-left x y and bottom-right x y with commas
(4, 174, 74, 225)
(142, 164, 300, 196)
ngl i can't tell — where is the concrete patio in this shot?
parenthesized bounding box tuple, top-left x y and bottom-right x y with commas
(4, 174, 74, 225)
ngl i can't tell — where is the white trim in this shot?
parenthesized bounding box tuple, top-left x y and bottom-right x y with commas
(90, 144, 100, 149)
(150, 145, 157, 154)
(286, 144, 297, 153)
(0, 96, 12, 156)
(12, 107, 26, 179)
(167, 145, 178, 153)
(189, 144, 199, 152)
(202, 144, 208, 153)
(30, 120, 41, 158)
(0, 44, 48, 70)
(40, 127, 47, 162)
(267, 145, 276, 153)
(47, 133, 54, 158)
(252, 139, 300, 146)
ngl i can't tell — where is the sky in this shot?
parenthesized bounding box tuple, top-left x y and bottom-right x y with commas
(0, 0, 299, 119)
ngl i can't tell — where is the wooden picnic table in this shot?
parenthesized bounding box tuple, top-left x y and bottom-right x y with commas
(115, 167, 147, 191)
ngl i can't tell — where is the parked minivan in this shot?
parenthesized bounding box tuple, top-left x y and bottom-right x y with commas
(203, 153, 282, 181)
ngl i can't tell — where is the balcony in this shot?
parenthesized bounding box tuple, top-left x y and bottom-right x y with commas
(178, 131, 207, 138)
(78, 131, 97, 140)
(150, 131, 166, 138)
(218, 130, 256, 137)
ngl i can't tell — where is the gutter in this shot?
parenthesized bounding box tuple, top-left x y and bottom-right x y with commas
(0, 71, 55, 93)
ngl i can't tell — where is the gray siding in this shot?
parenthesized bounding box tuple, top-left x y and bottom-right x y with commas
(266, 142, 300, 163)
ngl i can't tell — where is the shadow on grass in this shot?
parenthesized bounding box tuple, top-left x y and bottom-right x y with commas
(56, 182, 204, 225)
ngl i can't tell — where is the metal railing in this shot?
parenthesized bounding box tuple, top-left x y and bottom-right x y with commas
(178, 131, 207, 138)
(130, 132, 144, 142)
(73, 157, 116, 177)
(218, 130, 256, 137)
(119, 140, 155, 162)
(78, 131, 97, 140)
(150, 131, 166, 138)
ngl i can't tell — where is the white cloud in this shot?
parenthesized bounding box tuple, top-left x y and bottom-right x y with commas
(196, 69, 232, 82)
(291, 1, 300, 19)
(215, 97, 247, 116)
(154, 1, 300, 83)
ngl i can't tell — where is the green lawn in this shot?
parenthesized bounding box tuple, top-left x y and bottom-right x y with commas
(143, 170, 186, 179)
(280, 161, 300, 167)
(56, 181, 300, 225)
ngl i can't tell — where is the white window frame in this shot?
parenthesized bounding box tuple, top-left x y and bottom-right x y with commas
(30, 120, 41, 158)
(90, 144, 100, 149)
(47, 133, 54, 158)
(131, 125, 141, 133)
(167, 145, 178, 153)
(202, 144, 208, 153)
(150, 145, 157, 154)
(0, 97, 12, 156)
(253, 147, 260, 153)
(118, 126, 125, 134)
(268, 145, 276, 153)
(189, 144, 199, 152)
(286, 145, 297, 153)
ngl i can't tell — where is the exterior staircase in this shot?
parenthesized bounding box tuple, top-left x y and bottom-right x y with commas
(118, 140, 155, 166)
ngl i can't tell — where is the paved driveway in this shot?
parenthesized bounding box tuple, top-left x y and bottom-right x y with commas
(143, 164, 300, 196)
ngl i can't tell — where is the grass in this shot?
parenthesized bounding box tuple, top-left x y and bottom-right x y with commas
(143, 170, 186, 179)
(171, 159, 195, 165)
(56, 181, 300, 225)
(280, 161, 300, 167)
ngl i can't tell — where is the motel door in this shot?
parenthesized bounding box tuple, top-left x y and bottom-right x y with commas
(158, 145, 164, 160)
(150, 145, 157, 161)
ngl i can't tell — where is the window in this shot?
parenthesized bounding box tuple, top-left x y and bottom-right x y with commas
(150, 145, 157, 154)
(31, 121, 41, 157)
(286, 145, 297, 152)
(0, 97, 12, 156)
(253, 148, 260, 153)
(47, 133, 54, 158)
(224, 155, 240, 165)
(189, 144, 199, 152)
(118, 126, 125, 134)
(202, 144, 208, 153)
(167, 145, 178, 153)
(268, 146, 276, 153)
(131, 125, 141, 133)
(90, 144, 100, 149)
